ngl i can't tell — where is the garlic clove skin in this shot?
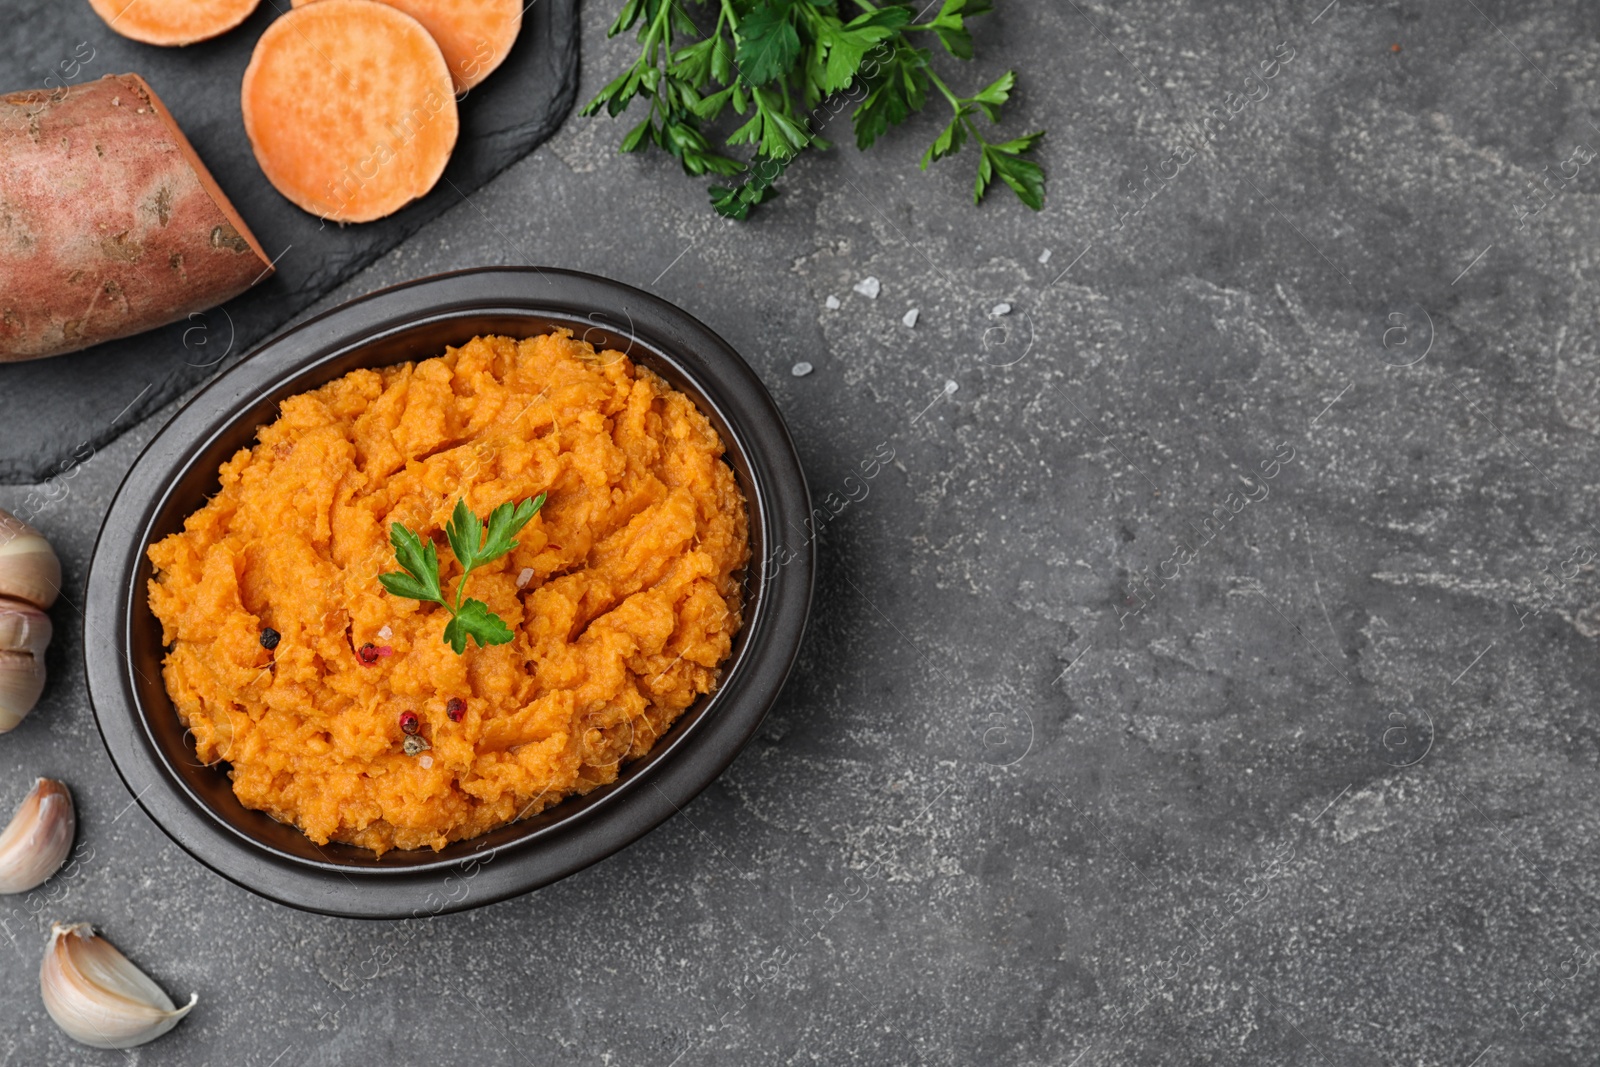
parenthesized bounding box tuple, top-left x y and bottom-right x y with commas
(0, 649, 46, 733)
(0, 597, 52, 658)
(41, 922, 197, 1049)
(0, 778, 74, 894)
(0, 595, 52, 732)
(0, 509, 61, 611)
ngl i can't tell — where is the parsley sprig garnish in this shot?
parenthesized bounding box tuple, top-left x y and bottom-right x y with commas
(583, 0, 1045, 219)
(379, 495, 546, 654)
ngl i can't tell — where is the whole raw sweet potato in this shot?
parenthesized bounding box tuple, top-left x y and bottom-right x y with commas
(0, 73, 272, 362)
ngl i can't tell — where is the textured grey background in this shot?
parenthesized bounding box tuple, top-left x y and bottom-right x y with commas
(3, 0, 1599, 1063)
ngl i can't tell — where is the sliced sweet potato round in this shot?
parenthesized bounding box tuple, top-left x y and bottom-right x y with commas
(87, 0, 264, 46)
(241, 0, 459, 223)
(291, 0, 523, 91)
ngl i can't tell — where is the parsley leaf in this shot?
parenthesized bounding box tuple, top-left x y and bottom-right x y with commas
(968, 70, 1014, 122)
(736, 0, 801, 87)
(444, 498, 486, 576)
(587, 0, 1046, 216)
(380, 524, 444, 605)
(710, 153, 790, 218)
(379, 494, 546, 655)
(920, 108, 969, 169)
(482, 496, 544, 561)
(443, 598, 515, 654)
(852, 40, 931, 151)
(984, 132, 1046, 209)
(817, 7, 911, 95)
(926, 0, 992, 60)
(916, 67, 1046, 211)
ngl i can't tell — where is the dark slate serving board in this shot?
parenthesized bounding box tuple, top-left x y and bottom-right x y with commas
(0, 0, 580, 484)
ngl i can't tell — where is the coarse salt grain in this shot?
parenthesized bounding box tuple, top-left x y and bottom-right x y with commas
(377, 625, 392, 640)
(824, 295, 841, 309)
(517, 567, 535, 588)
(902, 308, 919, 328)
(991, 302, 1012, 317)
(419, 755, 434, 769)
(1039, 249, 1052, 264)
(853, 277, 881, 299)
(792, 361, 814, 377)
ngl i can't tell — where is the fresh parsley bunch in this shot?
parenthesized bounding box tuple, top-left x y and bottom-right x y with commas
(380, 495, 546, 654)
(584, 0, 1045, 218)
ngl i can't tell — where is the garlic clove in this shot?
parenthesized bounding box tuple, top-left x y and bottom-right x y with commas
(0, 649, 46, 733)
(0, 597, 52, 658)
(0, 509, 61, 610)
(0, 778, 74, 894)
(41, 922, 197, 1050)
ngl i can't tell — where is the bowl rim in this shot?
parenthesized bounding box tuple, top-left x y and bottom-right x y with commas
(83, 267, 813, 918)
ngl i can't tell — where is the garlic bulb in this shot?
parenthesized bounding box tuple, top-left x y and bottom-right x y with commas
(0, 584, 53, 732)
(0, 509, 61, 610)
(0, 597, 51, 658)
(0, 511, 57, 731)
(0, 778, 74, 894)
(0, 650, 46, 733)
(41, 923, 197, 1049)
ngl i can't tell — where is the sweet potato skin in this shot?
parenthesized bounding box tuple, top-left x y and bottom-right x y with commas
(0, 74, 272, 363)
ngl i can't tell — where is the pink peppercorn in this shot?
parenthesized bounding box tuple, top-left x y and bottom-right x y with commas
(446, 698, 466, 722)
(357, 643, 380, 665)
(399, 711, 420, 735)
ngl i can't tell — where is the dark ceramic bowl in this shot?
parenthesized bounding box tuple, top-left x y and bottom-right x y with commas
(84, 268, 813, 919)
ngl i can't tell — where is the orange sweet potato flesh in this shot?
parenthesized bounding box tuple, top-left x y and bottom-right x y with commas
(88, 0, 264, 47)
(242, 0, 460, 224)
(291, 0, 523, 91)
(0, 74, 273, 363)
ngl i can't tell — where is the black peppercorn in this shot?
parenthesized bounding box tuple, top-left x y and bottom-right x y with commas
(260, 627, 281, 650)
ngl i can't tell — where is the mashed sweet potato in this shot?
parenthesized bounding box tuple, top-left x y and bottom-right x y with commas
(146, 332, 749, 854)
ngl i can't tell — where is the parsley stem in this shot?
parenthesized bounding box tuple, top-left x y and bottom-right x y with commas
(926, 68, 964, 112)
(645, 0, 673, 66)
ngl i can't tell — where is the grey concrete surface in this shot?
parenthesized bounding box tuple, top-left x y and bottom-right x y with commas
(3, 0, 1600, 1063)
